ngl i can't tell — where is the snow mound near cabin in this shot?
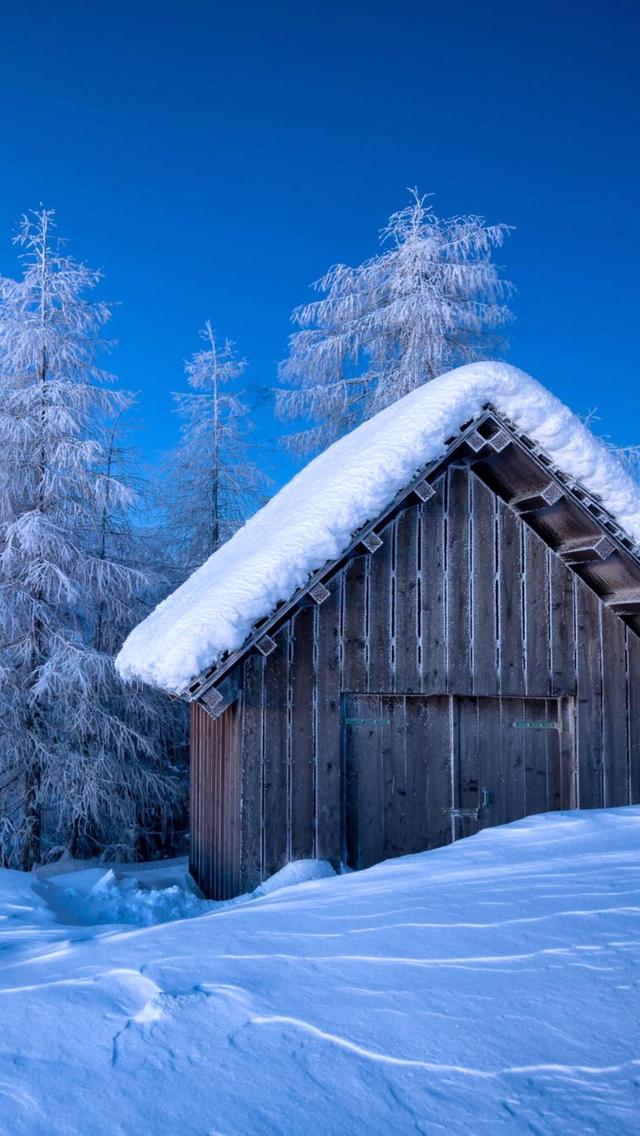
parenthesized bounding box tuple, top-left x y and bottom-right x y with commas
(115, 361, 640, 694)
(1, 808, 640, 1135)
(34, 857, 336, 927)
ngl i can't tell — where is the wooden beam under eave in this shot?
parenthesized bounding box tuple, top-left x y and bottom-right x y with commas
(511, 482, 565, 513)
(199, 670, 242, 719)
(465, 425, 511, 457)
(255, 633, 278, 657)
(605, 589, 640, 616)
(412, 478, 435, 503)
(300, 581, 331, 608)
(559, 534, 616, 564)
(359, 530, 383, 554)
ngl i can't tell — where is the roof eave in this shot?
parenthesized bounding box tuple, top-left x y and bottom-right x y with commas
(183, 405, 640, 711)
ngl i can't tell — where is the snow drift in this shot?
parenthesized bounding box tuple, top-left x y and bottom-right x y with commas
(1, 809, 640, 1134)
(116, 362, 640, 694)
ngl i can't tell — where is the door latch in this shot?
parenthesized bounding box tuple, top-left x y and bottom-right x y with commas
(443, 787, 493, 820)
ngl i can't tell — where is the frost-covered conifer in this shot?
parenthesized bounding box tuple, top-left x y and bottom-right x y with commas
(278, 189, 513, 454)
(0, 210, 180, 868)
(616, 445, 640, 482)
(583, 410, 640, 486)
(164, 322, 265, 575)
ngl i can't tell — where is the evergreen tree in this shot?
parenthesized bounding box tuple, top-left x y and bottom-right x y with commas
(278, 189, 513, 454)
(0, 210, 180, 868)
(164, 322, 265, 576)
(616, 445, 640, 482)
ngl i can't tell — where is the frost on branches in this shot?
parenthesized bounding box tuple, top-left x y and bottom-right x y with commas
(0, 210, 181, 870)
(278, 189, 513, 454)
(615, 445, 640, 483)
(164, 322, 266, 577)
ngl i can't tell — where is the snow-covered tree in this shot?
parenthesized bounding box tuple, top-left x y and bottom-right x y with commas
(0, 210, 181, 869)
(616, 445, 640, 482)
(583, 410, 640, 487)
(278, 189, 513, 454)
(164, 322, 265, 576)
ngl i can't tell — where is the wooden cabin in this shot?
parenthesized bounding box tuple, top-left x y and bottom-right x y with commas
(117, 366, 640, 900)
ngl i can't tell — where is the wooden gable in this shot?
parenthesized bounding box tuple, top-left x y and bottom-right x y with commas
(189, 405, 640, 716)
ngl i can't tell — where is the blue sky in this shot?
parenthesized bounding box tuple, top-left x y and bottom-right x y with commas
(0, 0, 638, 487)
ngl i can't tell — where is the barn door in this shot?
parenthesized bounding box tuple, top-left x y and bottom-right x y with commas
(452, 696, 571, 841)
(343, 694, 451, 870)
(343, 694, 574, 871)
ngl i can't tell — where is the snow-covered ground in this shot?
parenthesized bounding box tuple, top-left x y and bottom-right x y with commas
(1, 809, 639, 1135)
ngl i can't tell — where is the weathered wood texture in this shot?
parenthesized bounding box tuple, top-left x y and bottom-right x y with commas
(190, 698, 242, 899)
(317, 691, 567, 870)
(192, 462, 639, 898)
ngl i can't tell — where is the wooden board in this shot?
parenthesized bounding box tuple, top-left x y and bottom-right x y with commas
(575, 583, 604, 808)
(240, 654, 264, 891)
(471, 474, 498, 696)
(290, 607, 315, 860)
(447, 467, 472, 692)
(628, 633, 640, 804)
(367, 521, 393, 692)
(394, 509, 420, 692)
(314, 587, 342, 865)
(343, 694, 385, 869)
(549, 554, 576, 697)
(601, 607, 628, 807)
(523, 528, 551, 697)
(420, 477, 447, 694)
(497, 499, 525, 695)
(454, 696, 481, 840)
(342, 556, 368, 692)
(262, 626, 290, 877)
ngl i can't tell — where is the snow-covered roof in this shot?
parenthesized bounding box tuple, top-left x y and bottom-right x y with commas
(116, 362, 640, 695)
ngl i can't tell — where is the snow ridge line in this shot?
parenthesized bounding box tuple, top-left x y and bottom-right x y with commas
(249, 1015, 640, 1079)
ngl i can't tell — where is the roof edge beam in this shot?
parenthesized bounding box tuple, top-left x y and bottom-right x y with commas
(200, 671, 242, 720)
(559, 534, 616, 564)
(255, 633, 278, 657)
(605, 589, 640, 616)
(511, 482, 565, 513)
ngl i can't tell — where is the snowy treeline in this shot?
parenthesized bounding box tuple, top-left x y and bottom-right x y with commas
(0, 212, 185, 868)
(277, 189, 514, 454)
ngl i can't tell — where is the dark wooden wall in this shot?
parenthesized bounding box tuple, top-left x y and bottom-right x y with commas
(190, 698, 242, 898)
(191, 461, 640, 898)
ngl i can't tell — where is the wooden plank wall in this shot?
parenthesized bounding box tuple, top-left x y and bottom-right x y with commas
(196, 462, 639, 896)
(190, 698, 242, 899)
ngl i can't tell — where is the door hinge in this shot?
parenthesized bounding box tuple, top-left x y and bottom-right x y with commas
(512, 720, 566, 732)
(344, 718, 391, 727)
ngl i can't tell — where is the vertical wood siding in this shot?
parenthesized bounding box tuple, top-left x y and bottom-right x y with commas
(193, 462, 640, 897)
(190, 698, 242, 899)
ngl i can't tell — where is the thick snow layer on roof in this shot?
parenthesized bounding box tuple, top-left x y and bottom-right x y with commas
(116, 361, 640, 694)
